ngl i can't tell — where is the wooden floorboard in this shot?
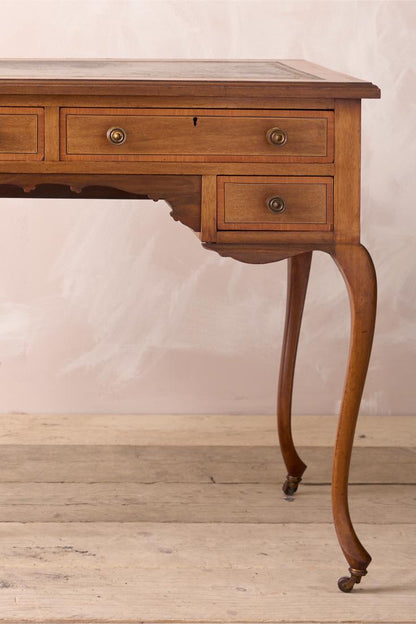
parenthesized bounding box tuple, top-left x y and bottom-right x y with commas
(1, 414, 415, 446)
(0, 482, 414, 523)
(0, 445, 414, 484)
(0, 414, 414, 623)
(0, 522, 415, 622)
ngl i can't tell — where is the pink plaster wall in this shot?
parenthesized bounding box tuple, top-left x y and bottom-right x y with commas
(0, 0, 414, 415)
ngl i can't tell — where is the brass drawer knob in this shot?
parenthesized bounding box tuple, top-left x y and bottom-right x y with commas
(107, 127, 127, 145)
(266, 127, 288, 146)
(267, 196, 286, 214)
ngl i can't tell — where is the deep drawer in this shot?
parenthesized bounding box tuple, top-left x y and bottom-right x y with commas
(217, 176, 333, 231)
(60, 108, 333, 163)
(0, 107, 44, 160)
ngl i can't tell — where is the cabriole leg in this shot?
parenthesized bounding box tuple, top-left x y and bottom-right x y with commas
(278, 251, 312, 496)
(330, 244, 377, 592)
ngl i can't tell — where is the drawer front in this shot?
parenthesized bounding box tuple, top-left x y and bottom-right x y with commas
(217, 176, 333, 231)
(0, 107, 44, 160)
(61, 108, 333, 162)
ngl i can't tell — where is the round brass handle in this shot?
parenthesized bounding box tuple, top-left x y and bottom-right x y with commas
(107, 127, 127, 145)
(266, 127, 288, 146)
(267, 196, 286, 214)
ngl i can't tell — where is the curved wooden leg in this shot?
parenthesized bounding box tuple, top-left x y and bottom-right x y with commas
(278, 251, 312, 496)
(330, 244, 377, 592)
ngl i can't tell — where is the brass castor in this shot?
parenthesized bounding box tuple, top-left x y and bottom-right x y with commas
(337, 567, 367, 593)
(282, 475, 302, 496)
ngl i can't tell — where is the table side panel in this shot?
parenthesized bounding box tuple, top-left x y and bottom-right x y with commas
(334, 99, 361, 243)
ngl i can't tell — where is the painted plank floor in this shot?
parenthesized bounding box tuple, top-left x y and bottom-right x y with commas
(0, 414, 415, 624)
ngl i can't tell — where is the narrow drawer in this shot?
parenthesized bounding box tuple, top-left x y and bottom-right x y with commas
(0, 107, 44, 160)
(217, 176, 333, 231)
(60, 108, 333, 163)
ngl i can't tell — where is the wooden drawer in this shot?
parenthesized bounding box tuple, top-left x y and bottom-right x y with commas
(60, 108, 333, 163)
(0, 107, 44, 160)
(217, 176, 333, 231)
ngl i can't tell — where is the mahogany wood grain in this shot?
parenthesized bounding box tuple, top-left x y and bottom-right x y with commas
(44, 106, 60, 161)
(0, 160, 336, 177)
(334, 100, 361, 243)
(200, 175, 217, 243)
(0, 106, 44, 160)
(329, 244, 377, 573)
(216, 231, 335, 244)
(61, 108, 333, 163)
(218, 176, 333, 232)
(0, 93, 337, 110)
(217, 176, 333, 231)
(277, 252, 312, 480)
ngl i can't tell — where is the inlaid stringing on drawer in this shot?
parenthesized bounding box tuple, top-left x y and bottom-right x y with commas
(217, 176, 334, 231)
(60, 108, 334, 163)
(0, 107, 44, 160)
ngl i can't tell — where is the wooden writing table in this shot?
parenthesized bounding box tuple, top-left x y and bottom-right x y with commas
(0, 59, 380, 592)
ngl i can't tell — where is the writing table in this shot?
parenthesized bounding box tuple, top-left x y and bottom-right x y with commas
(0, 59, 381, 592)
